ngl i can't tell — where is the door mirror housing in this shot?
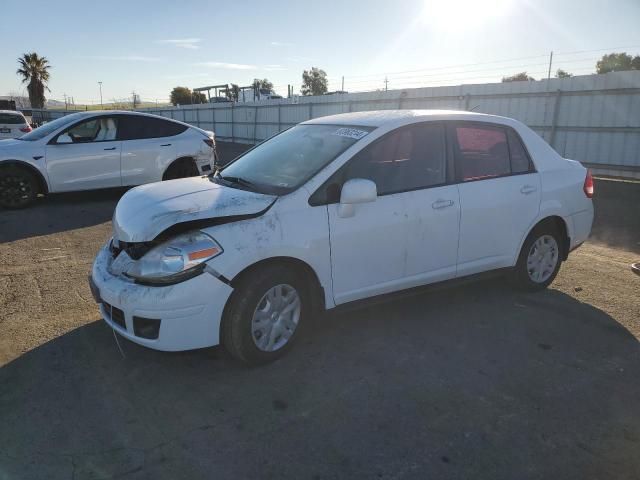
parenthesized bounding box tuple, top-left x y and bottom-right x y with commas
(56, 133, 73, 144)
(338, 178, 377, 218)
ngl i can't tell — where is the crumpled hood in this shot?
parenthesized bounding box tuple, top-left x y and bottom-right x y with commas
(113, 176, 276, 242)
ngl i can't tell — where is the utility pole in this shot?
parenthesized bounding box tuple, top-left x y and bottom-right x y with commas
(131, 91, 138, 109)
(341, 76, 344, 92)
(63, 93, 68, 110)
(547, 51, 553, 80)
(384, 77, 389, 91)
(98, 82, 103, 109)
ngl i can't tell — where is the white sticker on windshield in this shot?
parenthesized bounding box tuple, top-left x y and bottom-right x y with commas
(332, 127, 369, 140)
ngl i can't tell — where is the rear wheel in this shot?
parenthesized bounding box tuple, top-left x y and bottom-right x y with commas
(222, 265, 308, 366)
(0, 166, 38, 209)
(163, 159, 199, 180)
(511, 226, 562, 291)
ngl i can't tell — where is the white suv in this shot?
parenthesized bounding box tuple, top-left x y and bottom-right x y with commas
(0, 111, 216, 208)
(90, 110, 594, 365)
(0, 110, 32, 139)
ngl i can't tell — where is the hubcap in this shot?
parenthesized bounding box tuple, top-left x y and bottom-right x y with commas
(251, 284, 301, 352)
(0, 174, 32, 207)
(527, 235, 559, 283)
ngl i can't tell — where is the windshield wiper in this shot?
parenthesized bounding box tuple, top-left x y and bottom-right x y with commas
(217, 174, 258, 191)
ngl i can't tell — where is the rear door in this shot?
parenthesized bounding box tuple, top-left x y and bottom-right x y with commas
(322, 122, 460, 305)
(118, 115, 185, 186)
(0, 112, 27, 139)
(45, 116, 122, 192)
(450, 122, 541, 276)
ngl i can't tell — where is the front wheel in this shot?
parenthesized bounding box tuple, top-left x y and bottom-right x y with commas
(0, 166, 38, 209)
(511, 227, 563, 291)
(221, 265, 308, 366)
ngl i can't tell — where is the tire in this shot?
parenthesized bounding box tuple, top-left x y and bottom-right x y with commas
(511, 225, 563, 291)
(0, 166, 38, 209)
(222, 265, 309, 366)
(163, 159, 199, 180)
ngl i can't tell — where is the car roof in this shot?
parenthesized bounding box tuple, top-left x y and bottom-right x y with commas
(302, 109, 515, 128)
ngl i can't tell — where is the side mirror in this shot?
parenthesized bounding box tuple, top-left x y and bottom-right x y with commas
(338, 178, 377, 218)
(56, 133, 73, 144)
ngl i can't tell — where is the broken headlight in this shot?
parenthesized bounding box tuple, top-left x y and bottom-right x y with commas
(125, 231, 222, 285)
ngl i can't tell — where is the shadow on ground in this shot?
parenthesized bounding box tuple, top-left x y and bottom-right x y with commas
(1, 279, 639, 479)
(0, 187, 127, 243)
(590, 178, 640, 254)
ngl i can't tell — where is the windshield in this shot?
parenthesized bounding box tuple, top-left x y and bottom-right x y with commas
(218, 124, 374, 194)
(19, 113, 91, 141)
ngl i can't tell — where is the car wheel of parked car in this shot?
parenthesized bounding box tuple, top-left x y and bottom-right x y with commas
(163, 159, 199, 180)
(222, 265, 308, 366)
(512, 225, 563, 291)
(0, 166, 38, 209)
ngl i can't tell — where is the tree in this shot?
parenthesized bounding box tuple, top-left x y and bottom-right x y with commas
(252, 78, 273, 92)
(301, 67, 328, 96)
(501, 72, 535, 82)
(596, 52, 640, 74)
(16, 52, 51, 108)
(556, 68, 573, 78)
(226, 83, 240, 101)
(170, 86, 206, 106)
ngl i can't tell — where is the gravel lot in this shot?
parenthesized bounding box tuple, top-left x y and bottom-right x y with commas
(0, 146, 639, 479)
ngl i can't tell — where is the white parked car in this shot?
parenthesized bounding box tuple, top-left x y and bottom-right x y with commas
(0, 110, 32, 139)
(90, 110, 594, 365)
(0, 111, 216, 208)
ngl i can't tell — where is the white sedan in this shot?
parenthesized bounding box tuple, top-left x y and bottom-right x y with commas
(91, 110, 594, 365)
(0, 111, 216, 208)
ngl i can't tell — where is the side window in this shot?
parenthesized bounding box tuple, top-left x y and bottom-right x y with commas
(60, 117, 118, 143)
(119, 116, 187, 140)
(343, 123, 446, 196)
(453, 124, 510, 181)
(507, 129, 533, 173)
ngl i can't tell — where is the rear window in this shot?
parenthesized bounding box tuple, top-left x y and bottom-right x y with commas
(453, 125, 511, 181)
(0, 113, 25, 124)
(119, 115, 188, 140)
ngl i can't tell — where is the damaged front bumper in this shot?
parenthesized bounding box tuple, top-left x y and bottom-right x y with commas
(90, 242, 233, 351)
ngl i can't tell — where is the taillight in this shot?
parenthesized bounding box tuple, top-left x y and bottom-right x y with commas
(583, 169, 594, 198)
(203, 139, 214, 148)
(20, 126, 32, 133)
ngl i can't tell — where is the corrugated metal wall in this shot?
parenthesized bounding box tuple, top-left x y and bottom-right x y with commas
(37, 70, 640, 179)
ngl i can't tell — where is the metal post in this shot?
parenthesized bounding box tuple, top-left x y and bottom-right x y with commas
(341, 76, 344, 92)
(547, 51, 554, 80)
(231, 102, 235, 144)
(195, 106, 200, 128)
(253, 106, 258, 144)
(212, 105, 216, 135)
(549, 89, 562, 148)
(98, 82, 103, 109)
(277, 102, 281, 132)
(464, 94, 471, 111)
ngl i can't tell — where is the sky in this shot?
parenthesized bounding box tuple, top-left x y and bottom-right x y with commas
(1, 0, 639, 105)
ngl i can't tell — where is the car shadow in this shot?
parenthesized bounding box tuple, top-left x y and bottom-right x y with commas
(1, 280, 639, 479)
(0, 187, 127, 243)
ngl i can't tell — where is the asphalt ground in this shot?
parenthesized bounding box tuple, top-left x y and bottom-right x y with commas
(0, 144, 639, 479)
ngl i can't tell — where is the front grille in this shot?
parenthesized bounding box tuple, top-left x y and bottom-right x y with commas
(103, 301, 126, 330)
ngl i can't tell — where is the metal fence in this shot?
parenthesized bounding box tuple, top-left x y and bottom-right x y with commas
(30, 70, 640, 179)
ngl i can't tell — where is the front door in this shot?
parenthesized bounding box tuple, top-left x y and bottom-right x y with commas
(326, 122, 460, 305)
(45, 116, 121, 192)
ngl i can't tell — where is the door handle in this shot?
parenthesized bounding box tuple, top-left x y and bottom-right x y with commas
(520, 185, 537, 195)
(160, 143, 172, 147)
(432, 199, 454, 209)
(103, 147, 116, 151)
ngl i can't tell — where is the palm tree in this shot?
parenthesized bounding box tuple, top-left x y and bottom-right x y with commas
(16, 53, 51, 109)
